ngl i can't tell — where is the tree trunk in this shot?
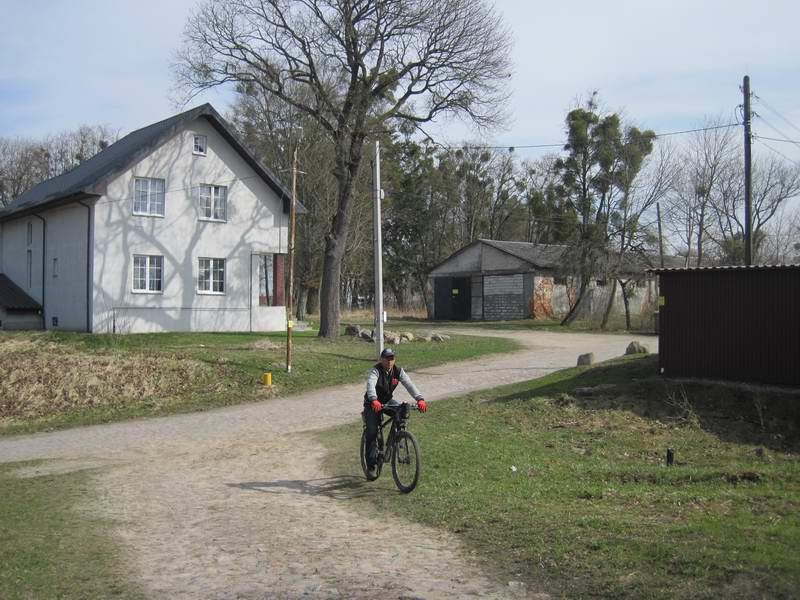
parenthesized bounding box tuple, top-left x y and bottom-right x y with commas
(318, 133, 364, 337)
(600, 278, 618, 330)
(561, 278, 589, 326)
(306, 284, 319, 315)
(620, 279, 632, 330)
(295, 286, 308, 321)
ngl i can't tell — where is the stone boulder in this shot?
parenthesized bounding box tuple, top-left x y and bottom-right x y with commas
(400, 332, 415, 342)
(577, 352, 594, 366)
(344, 324, 362, 336)
(359, 330, 374, 342)
(625, 341, 649, 355)
(431, 333, 447, 342)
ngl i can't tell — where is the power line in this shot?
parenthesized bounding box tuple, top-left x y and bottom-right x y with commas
(754, 94, 800, 137)
(753, 136, 800, 168)
(753, 114, 800, 151)
(441, 122, 741, 152)
(754, 134, 800, 145)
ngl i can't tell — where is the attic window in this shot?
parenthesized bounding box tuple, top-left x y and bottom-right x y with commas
(193, 135, 207, 156)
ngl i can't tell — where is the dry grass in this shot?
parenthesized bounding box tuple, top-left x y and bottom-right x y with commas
(0, 334, 224, 421)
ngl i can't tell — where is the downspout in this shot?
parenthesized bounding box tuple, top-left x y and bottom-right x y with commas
(32, 214, 46, 328)
(78, 200, 92, 332)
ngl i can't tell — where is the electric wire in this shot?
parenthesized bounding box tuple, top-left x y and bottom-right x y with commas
(753, 114, 800, 151)
(754, 94, 800, 137)
(753, 136, 800, 168)
(443, 122, 741, 152)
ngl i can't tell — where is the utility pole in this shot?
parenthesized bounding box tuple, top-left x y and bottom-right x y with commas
(286, 143, 298, 372)
(656, 202, 665, 269)
(372, 141, 385, 357)
(743, 75, 753, 266)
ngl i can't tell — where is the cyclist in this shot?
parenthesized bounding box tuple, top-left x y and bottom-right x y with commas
(364, 347, 427, 477)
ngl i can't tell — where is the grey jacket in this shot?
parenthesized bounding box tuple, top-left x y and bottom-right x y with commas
(365, 366, 423, 406)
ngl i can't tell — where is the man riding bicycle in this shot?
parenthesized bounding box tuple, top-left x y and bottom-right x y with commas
(363, 347, 427, 478)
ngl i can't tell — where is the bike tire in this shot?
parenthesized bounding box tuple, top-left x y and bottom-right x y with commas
(391, 430, 420, 493)
(360, 429, 382, 481)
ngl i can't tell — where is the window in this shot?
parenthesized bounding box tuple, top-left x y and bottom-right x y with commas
(198, 185, 227, 221)
(193, 135, 207, 156)
(257, 255, 274, 306)
(27, 222, 33, 246)
(27, 250, 32, 288)
(132, 255, 163, 292)
(133, 177, 166, 216)
(198, 258, 225, 293)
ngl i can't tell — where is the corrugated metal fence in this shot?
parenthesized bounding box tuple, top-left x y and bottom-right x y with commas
(655, 265, 800, 386)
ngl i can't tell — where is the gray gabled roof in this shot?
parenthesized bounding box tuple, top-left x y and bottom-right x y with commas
(0, 103, 301, 221)
(479, 239, 568, 269)
(0, 274, 41, 311)
(432, 238, 683, 276)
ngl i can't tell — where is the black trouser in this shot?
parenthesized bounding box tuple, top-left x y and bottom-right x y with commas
(363, 401, 382, 467)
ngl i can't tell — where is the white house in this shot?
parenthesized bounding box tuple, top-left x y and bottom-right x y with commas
(0, 103, 298, 333)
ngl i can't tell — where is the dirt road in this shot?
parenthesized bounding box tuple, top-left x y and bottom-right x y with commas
(1, 330, 656, 599)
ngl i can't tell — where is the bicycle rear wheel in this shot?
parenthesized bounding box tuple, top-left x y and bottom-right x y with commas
(391, 431, 420, 493)
(360, 429, 382, 481)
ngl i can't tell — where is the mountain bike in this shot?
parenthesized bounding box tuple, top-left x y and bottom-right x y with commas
(360, 402, 421, 493)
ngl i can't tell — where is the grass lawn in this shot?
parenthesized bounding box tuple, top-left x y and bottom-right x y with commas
(0, 462, 144, 599)
(318, 355, 800, 599)
(0, 329, 519, 435)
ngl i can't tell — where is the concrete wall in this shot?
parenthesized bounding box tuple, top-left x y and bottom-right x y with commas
(92, 117, 287, 333)
(470, 276, 483, 319)
(536, 276, 656, 325)
(483, 273, 527, 320)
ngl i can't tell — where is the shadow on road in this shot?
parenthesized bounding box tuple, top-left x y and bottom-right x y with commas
(227, 475, 391, 499)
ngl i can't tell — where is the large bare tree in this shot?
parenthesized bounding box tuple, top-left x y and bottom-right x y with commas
(175, 0, 512, 336)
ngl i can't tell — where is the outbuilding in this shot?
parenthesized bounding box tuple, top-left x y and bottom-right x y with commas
(652, 264, 800, 386)
(428, 239, 663, 323)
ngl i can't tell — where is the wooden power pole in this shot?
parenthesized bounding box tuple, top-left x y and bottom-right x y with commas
(743, 75, 753, 266)
(286, 143, 298, 372)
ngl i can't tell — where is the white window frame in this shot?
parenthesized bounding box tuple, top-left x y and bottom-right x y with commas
(198, 184, 227, 222)
(197, 257, 225, 295)
(132, 177, 166, 217)
(132, 255, 164, 294)
(193, 135, 207, 156)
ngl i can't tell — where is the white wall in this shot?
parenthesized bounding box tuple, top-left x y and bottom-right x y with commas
(92, 117, 288, 333)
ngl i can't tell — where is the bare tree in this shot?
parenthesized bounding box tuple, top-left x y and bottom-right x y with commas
(175, 0, 512, 337)
(707, 154, 800, 263)
(663, 119, 737, 266)
(0, 125, 117, 207)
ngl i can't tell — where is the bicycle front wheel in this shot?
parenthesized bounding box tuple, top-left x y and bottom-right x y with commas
(391, 431, 420, 493)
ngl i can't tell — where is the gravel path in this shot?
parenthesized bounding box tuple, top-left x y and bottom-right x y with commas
(1, 329, 656, 599)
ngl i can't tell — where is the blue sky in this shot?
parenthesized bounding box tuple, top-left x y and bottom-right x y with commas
(1, 0, 799, 161)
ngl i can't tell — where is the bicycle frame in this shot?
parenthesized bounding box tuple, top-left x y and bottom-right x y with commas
(376, 403, 410, 464)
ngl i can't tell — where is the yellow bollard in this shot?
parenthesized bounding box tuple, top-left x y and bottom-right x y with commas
(262, 372, 273, 386)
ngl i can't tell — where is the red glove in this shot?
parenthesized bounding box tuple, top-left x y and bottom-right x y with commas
(417, 399, 427, 413)
(371, 399, 383, 413)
